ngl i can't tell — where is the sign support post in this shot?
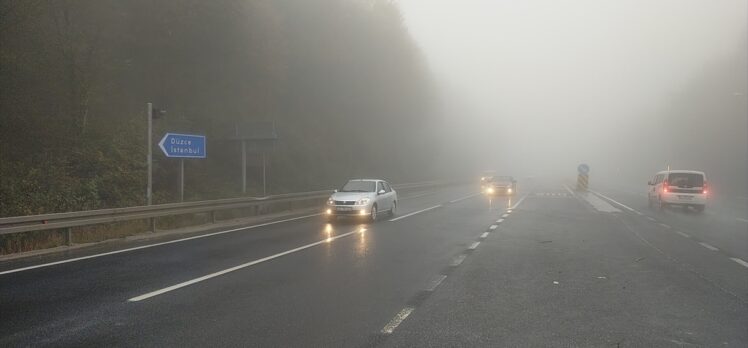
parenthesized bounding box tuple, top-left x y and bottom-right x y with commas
(242, 140, 247, 194)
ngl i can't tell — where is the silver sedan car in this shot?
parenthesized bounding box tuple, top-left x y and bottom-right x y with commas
(325, 179, 397, 222)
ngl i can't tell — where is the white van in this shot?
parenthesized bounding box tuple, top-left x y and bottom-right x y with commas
(648, 170, 707, 212)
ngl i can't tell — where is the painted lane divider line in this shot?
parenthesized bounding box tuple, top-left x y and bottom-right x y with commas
(698, 242, 719, 251)
(501, 213, 509, 218)
(468, 241, 480, 250)
(589, 190, 638, 213)
(450, 254, 467, 267)
(128, 228, 361, 302)
(658, 223, 671, 229)
(730, 258, 748, 268)
(496, 219, 504, 223)
(646, 216, 657, 222)
(510, 194, 528, 210)
(424, 275, 447, 291)
(675, 231, 691, 239)
(381, 307, 415, 334)
(448, 193, 480, 204)
(737, 218, 748, 223)
(488, 225, 498, 230)
(1, 213, 322, 276)
(480, 232, 489, 239)
(388, 205, 442, 222)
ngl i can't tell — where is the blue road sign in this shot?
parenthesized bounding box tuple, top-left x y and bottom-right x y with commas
(578, 163, 590, 174)
(158, 133, 206, 158)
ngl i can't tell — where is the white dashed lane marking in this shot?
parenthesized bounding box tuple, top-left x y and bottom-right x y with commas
(424, 275, 447, 291)
(675, 231, 691, 238)
(489, 225, 498, 230)
(450, 254, 467, 266)
(658, 223, 671, 229)
(501, 213, 509, 218)
(381, 307, 415, 334)
(730, 258, 748, 268)
(468, 241, 480, 250)
(480, 232, 489, 239)
(496, 219, 504, 223)
(699, 242, 719, 251)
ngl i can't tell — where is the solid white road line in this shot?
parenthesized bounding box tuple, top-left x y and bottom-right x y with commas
(589, 190, 638, 213)
(563, 185, 575, 195)
(510, 194, 528, 210)
(698, 242, 719, 251)
(468, 241, 480, 250)
(424, 275, 447, 291)
(480, 232, 489, 239)
(730, 258, 748, 268)
(448, 193, 479, 204)
(381, 307, 415, 334)
(450, 254, 466, 266)
(675, 231, 691, 238)
(0, 213, 322, 276)
(388, 205, 442, 222)
(128, 229, 360, 302)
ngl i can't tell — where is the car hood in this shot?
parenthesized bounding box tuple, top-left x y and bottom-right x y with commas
(330, 192, 376, 201)
(490, 181, 512, 186)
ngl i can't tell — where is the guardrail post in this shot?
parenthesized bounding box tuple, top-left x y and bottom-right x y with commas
(149, 217, 156, 233)
(65, 227, 73, 246)
(210, 211, 216, 224)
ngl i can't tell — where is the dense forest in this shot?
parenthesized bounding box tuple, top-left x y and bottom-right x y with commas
(0, 0, 442, 217)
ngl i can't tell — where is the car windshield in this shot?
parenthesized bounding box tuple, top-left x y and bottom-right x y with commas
(340, 181, 376, 192)
(668, 173, 704, 187)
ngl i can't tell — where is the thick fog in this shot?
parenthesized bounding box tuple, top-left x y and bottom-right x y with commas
(400, 0, 747, 196)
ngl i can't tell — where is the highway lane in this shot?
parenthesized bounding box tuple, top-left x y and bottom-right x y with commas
(385, 182, 748, 347)
(2, 179, 746, 346)
(591, 184, 748, 262)
(0, 184, 503, 346)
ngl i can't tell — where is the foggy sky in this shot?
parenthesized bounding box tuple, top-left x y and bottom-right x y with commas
(398, 0, 747, 187)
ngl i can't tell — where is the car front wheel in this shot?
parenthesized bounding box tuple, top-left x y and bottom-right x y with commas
(389, 201, 397, 217)
(370, 204, 378, 222)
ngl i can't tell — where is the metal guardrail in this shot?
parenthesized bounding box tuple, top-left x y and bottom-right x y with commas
(0, 181, 445, 243)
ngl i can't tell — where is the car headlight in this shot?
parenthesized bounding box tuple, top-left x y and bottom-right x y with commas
(356, 198, 370, 205)
(487, 187, 494, 194)
(327, 198, 335, 205)
(507, 188, 513, 193)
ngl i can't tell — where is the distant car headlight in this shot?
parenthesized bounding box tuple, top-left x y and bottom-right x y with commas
(356, 198, 370, 205)
(486, 187, 494, 194)
(507, 188, 513, 193)
(327, 199, 335, 205)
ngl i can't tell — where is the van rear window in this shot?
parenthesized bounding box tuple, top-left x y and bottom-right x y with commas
(667, 173, 703, 187)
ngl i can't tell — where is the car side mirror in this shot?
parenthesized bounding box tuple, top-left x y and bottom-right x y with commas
(378, 190, 386, 195)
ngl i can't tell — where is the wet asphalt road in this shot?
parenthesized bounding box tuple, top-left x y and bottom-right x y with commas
(1, 179, 746, 347)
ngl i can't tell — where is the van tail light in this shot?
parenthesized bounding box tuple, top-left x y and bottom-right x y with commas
(663, 180, 668, 193)
(702, 181, 708, 194)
